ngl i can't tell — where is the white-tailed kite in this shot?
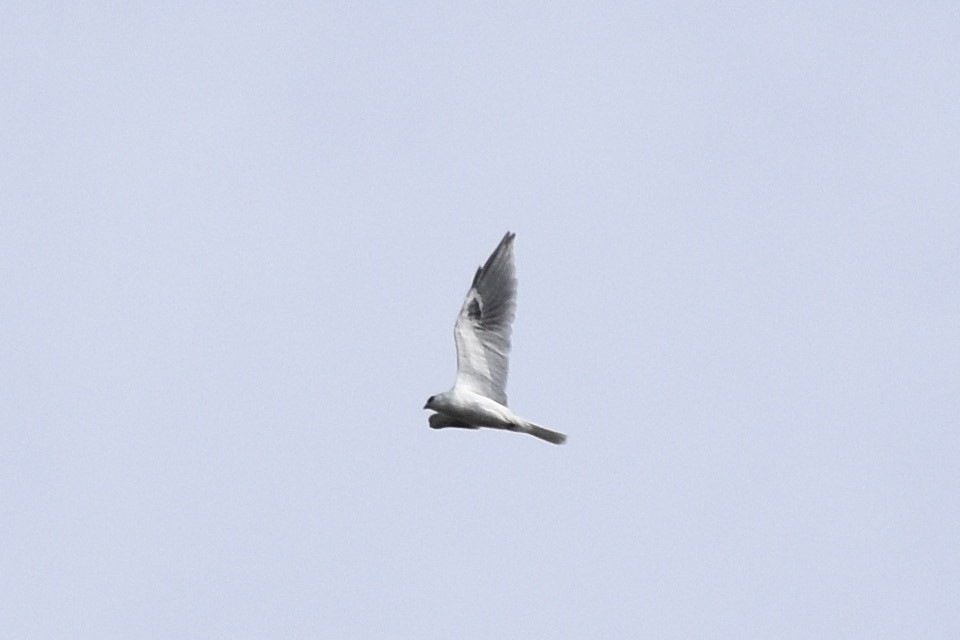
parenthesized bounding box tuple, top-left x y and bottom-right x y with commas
(424, 232, 567, 445)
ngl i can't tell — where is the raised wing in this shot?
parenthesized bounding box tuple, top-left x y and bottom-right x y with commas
(452, 232, 517, 404)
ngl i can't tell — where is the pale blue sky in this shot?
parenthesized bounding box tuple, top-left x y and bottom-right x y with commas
(2, 2, 958, 638)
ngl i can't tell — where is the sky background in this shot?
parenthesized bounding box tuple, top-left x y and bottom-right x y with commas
(2, 2, 959, 638)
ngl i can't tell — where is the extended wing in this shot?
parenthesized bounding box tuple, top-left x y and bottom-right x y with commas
(452, 231, 517, 404)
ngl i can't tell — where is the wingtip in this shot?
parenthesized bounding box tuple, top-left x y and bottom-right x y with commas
(526, 424, 568, 445)
(471, 232, 516, 288)
(495, 231, 517, 255)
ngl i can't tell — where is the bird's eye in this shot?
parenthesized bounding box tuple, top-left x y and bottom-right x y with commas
(427, 396, 435, 404)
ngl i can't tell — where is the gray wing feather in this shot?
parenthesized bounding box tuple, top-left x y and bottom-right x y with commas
(428, 413, 478, 429)
(453, 232, 517, 404)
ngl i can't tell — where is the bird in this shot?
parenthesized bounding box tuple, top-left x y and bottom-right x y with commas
(424, 232, 567, 445)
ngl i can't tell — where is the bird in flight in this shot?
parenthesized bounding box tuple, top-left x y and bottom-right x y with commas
(424, 232, 567, 445)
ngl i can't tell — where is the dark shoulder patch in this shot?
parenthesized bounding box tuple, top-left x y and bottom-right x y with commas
(468, 297, 482, 320)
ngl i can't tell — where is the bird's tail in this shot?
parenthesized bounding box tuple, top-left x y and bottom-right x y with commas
(522, 421, 567, 445)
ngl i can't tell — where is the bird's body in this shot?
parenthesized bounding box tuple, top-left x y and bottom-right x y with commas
(430, 388, 516, 427)
(425, 232, 567, 445)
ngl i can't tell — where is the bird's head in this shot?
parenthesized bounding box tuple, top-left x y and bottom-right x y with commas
(423, 395, 437, 410)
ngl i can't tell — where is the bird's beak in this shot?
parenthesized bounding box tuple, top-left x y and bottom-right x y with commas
(423, 402, 429, 410)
